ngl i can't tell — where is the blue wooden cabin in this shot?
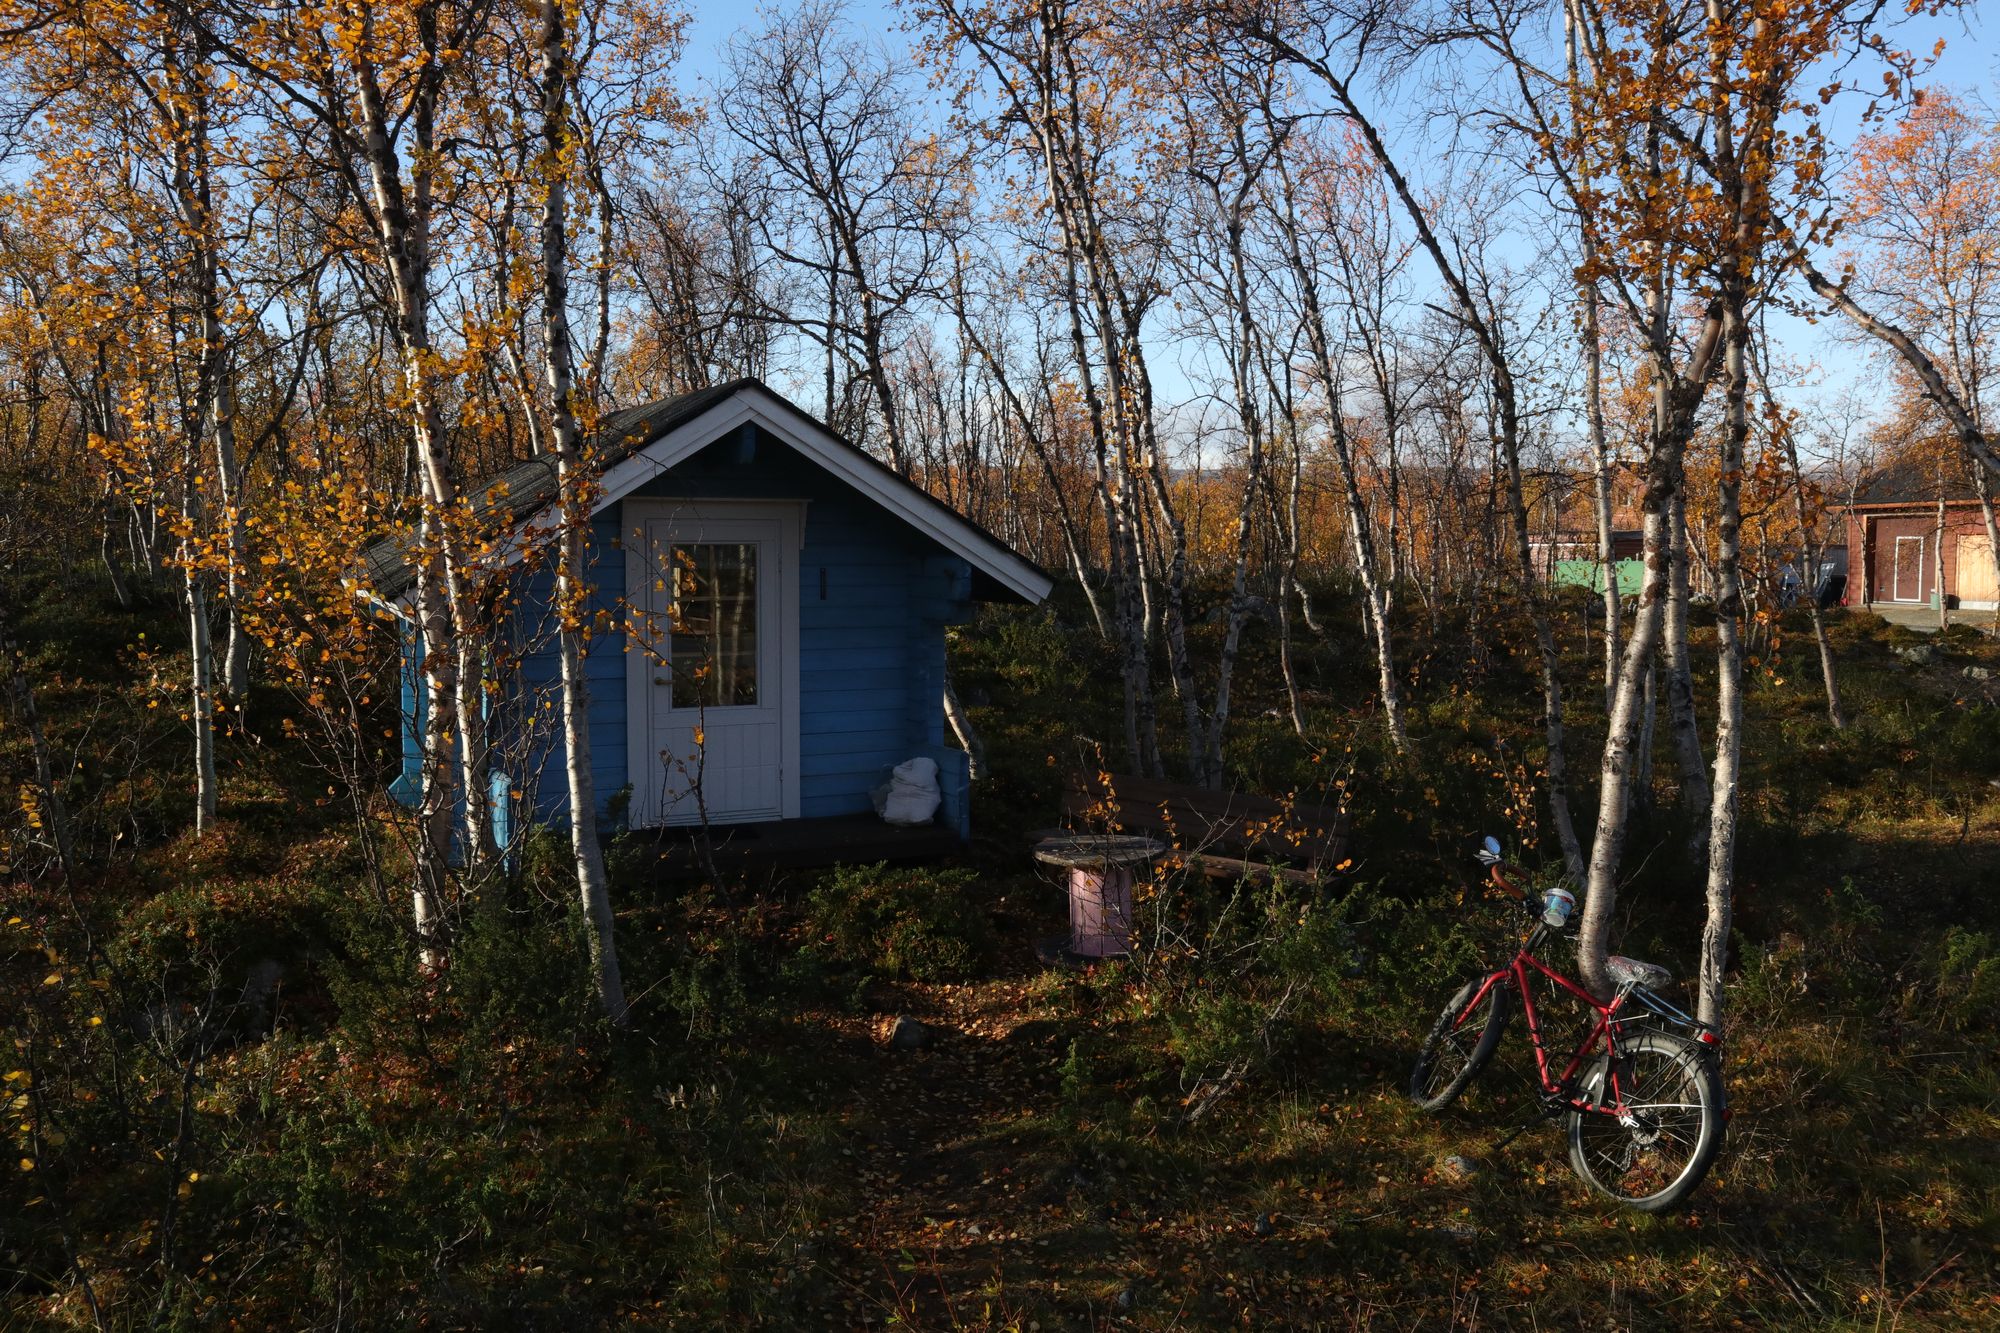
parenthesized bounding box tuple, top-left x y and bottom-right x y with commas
(367, 379, 1051, 855)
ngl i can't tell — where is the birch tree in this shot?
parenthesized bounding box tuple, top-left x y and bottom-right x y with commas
(1264, 123, 1411, 753)
(0, 4, 258, 832)
(919, 0, 1191, 778)
(1167, 43, 1284, 785)
(1754, 340, 1847, 728)
(717, 0, 956, 473)
(1233, 2, 1589, 878)
(201, 0, 510, 948)
(532, 0, 628, 1023)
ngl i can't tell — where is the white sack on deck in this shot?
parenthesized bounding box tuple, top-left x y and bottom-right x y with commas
(872, 756, 941, 827)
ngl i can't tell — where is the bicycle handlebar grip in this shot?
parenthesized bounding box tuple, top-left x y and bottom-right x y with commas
(1488, 863, 1529, 901)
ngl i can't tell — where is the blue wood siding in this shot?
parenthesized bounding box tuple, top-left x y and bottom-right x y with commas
(390, 621, 515, 859)
(503, 514, 627, 825)
(392, 618, 423, 806)
(459, 425, 975, 835)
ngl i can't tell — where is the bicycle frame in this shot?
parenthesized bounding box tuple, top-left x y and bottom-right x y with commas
(1457, 927, 1635, 1118)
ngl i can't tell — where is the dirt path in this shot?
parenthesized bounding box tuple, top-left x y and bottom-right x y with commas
(794, 966, 1388, 1331)
(808, 972, 1083, 1327)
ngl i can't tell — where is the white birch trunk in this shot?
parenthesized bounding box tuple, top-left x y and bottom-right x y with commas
(211, 377, 250, 698)
(1634, 655, 1657, 809)
(353, 17, 494, 886)
(1199, 153, 1276, 788)
(1583, 284, 1620, 712)
(1564, 5, 1621, 712)
(1663, 491, 1711, 831)
(1495, 395, 1588, 884)
(539, 0, 629, 1023)
(943, 671, 986, 781)
(182, 515, 219, 837)
(1699, 303, 1750, 1028)
(1802, 263, 2000, 484)
(1577, 296, 1727, 998)
(1975, 465, 2000, 635)
(1775, 386, 1847, 728)
(1935, 482, 1949, 630)
(1268, 140, 1408, 753)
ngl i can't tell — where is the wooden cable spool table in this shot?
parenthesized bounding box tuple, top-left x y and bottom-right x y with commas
(1032, 833, 1166, 958)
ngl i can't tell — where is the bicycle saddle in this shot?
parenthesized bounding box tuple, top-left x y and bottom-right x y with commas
(1607, 956, 1673, 990)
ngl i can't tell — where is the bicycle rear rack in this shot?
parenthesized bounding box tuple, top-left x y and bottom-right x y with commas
(1622, 985, 1722, 1049)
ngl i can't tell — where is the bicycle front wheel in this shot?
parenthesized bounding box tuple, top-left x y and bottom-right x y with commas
(1409, 976, 1510, 1111)
(1566, 1031, 1724, 1212)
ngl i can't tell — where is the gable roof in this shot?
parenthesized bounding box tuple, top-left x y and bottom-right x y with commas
(361, 378, 1053, 607)
(1844, 459, 1989, 509)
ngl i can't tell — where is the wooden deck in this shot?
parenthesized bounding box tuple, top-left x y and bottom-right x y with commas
(632, 814, 965, 879)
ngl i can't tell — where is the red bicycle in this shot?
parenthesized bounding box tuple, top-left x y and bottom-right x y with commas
(1410, 837, 1726, 1212)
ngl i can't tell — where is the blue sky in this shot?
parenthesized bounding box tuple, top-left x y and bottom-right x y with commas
(673, 1, 2000, 448)
(680, 1, 905, 87)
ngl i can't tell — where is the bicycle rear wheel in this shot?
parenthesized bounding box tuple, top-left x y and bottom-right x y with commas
(1566, 1031, 1724, 1212)
(1410, 976, 1510, 1111)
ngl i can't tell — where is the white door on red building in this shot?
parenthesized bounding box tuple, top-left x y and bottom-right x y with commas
(1892, 535, 1925, 603)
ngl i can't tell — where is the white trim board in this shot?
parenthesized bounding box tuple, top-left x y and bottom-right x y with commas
(1891, 534, 1926, 603)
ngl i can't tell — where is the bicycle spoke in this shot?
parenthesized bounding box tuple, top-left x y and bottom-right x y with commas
(1411, 979, 1508, 1110)
(1570, 1039, 1715, 1205)
(1421, 1031, 1471, 1097)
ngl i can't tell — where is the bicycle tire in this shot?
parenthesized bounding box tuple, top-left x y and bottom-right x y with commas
(1566, 1031, 1725, 1213)
(1410, 977, 1510, 1110)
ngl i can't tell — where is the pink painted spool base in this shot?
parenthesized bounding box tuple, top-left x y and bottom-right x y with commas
(1066, 866, 1134, 958)
(1033, 834, 1162, 960)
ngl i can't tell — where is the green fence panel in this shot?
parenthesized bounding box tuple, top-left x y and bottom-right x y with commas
(1554, 559, 1644, 596)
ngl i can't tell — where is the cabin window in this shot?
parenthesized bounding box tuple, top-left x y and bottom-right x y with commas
(668, 543, 759, 707)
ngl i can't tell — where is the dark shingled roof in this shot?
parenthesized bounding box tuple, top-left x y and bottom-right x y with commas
(1847, 458, 1988, 508)
(359, 377, 1051, 604)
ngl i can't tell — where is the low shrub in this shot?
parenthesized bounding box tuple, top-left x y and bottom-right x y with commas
(1921, 927, 2000, 1033)
(802, 861, 994, 981)
(111, 873, 330, 1007)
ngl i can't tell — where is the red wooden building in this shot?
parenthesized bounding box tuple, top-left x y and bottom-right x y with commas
(1841, 463, 1999, 611)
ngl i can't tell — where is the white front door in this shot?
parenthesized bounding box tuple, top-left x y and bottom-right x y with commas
(626, 501, 801, 826)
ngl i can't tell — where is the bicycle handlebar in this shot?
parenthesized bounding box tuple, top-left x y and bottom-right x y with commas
(1488, 862, 1530, 902)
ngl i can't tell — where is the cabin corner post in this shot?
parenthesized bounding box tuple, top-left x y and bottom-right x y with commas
(926, 745, 972, 841)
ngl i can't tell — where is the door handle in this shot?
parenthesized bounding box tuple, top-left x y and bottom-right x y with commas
(654, 676, 672, 686)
